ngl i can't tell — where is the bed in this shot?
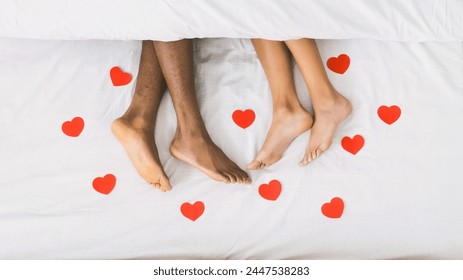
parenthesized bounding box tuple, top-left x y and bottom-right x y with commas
(1, 0, 463, 259)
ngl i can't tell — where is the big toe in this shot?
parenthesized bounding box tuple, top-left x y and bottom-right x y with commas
(299, 150, 311, 166)
(159, 176, 172, 192)
(246, 160, 262, 170)
(151, 182, 165, 192)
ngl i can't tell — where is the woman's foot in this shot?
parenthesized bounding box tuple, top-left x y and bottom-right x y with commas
(111, 117, 172, 192)
(247, 106, 313, 169)
(170, 131, 251, 184)
(300, 90, 352, 165)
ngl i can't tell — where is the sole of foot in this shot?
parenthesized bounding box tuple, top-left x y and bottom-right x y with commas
(111, 117, 172, 192)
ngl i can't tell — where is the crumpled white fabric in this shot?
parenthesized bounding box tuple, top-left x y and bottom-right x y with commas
(0, 0, 462, 41)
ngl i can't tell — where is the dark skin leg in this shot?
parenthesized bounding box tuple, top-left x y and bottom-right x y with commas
(112, 41, 172, 192)
(247, 39, 313, 170)
(153, 39, 251, 184)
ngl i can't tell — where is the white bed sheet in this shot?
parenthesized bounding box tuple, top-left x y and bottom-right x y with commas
(1, 0, 462, 41)
(1, 38, 463, 259)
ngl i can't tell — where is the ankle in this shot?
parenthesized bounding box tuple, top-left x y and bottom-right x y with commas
(312, 89, 343, 110)
(174, 126, 210, 141)
(273, 103, 306, 117)
(272, 93, 302, 112)
(118, 115, 154, 130)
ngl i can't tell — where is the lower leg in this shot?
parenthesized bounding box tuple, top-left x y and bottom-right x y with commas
(112, 40, 172, 191)
(153, 39, 251, 184)
(119, 41, 166, 125)
(285, 39, 352, 165)
(247, 39, 313, 169)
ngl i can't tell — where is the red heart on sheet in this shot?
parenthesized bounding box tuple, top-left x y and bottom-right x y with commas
(378, 105, 401, 125)
(327, 54, 350, 74)
(232, 109, 255, 129)
(92, 174, 116, 195)
(61, 116, 84, 137)
(321, 197, 344, 218)
(110, 66, 132, 86)
(181, 201, 205, 221)
(341, 135, 364, 155)
(259, 180, 282, 201)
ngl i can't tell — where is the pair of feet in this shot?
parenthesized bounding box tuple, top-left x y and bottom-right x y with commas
(111, 117, 251, 192)
(112, 90, 351, 192)
(247, 89, 352, 168)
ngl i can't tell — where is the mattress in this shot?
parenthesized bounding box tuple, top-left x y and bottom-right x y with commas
(1, 37, 463, 259)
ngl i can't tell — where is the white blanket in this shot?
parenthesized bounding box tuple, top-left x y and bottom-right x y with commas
(1, 0, 462, 41)
(1, 37, 463, 259)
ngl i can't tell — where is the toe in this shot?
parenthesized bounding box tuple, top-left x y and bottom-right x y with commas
(306, 151, 313, 163)
(160, 177, 172, 192)
(246, 160, 261, 170)
(299, 152, 308, 166)
(151, 182, 162, 192)
(235, 168, 251, 184)
(229, 170, 242, 184)
(260, 162, 271, 169)
(315, 148, 322, 158)
(220, 173, 231, 183)
(227, 172, 238, 184)
(302, 155, 309, 165)
(235, 169, 248, 184)
(239, 170, 252, 184)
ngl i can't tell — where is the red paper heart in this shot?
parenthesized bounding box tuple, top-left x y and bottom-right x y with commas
(378, 105, 401, 125)
(341, 135, 364, 155)
(92, 174, 116, 195)
(327, 54, 350, 74)
(110, 66, 132, 86)
(232, 109, 255, 129)
(62, 117, 84, 137)
(181, 201, 205, 221)
(321, 197, 344, 218)
(259, 179, 282, 201)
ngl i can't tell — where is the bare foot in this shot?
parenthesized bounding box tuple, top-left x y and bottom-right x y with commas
(111, 117, 172, 192)
(247, 107, 313, 170)
(300, 90, 352, 165)
(170, 132, 251, 184)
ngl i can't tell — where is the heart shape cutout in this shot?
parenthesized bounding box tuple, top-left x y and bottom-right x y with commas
(181, 201, 205, 221)
(62, 117, 84, 137)
(378, 105, 401, 125)
(92, 174, 116, 195)
(321, 197, 344, 218)
(110, 66, 132, 86)
(259, 179, 282, 201)
(341, 135, 364, 155)
(327, 54, 350, 74)
(232, 109, 255, 129)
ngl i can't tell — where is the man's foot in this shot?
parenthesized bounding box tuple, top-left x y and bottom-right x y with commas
(170, 132, 251, 184)
(247, 107, 313, 170)
(111, 117, 172, 192)
(300, 90, 352, 165)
